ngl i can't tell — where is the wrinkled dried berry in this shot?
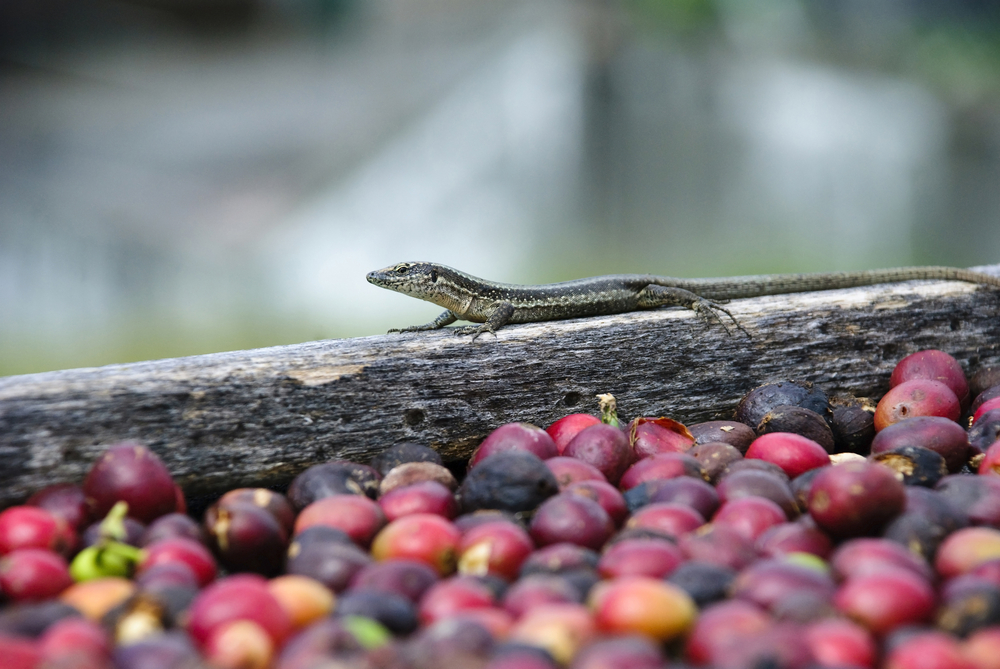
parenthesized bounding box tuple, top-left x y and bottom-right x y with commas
(736, 381, 831, 430)
(756, 406, 835, 453)
(829, 397, 877, 454)
(287, 461, 381, 508)
(871, 445, 948, 487)
(460, 451, 559, 514)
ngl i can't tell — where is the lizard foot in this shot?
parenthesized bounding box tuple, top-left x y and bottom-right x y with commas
(453, 325, 497, 342)
(689, 298, 751, 338)
(387, 310, 459, 334)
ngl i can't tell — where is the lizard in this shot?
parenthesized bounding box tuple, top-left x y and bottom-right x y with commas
(366, 261, 1000, 341)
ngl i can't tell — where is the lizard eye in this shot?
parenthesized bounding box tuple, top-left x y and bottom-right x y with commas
(395, 265, 409, 274)
(430, 269, 438, 283)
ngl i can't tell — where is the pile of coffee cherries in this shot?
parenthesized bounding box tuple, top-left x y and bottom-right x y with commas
(2, 349, 1000, 669)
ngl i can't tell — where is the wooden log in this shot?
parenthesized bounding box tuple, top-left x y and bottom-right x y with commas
(2, 266, 999, 508)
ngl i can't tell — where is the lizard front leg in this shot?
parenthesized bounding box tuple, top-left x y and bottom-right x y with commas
(388, 309, 458, 333)
(453, 302, 515, 342)
(637, 285, 749, 337)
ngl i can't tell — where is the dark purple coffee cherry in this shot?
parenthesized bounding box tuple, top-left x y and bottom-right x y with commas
(460, 451, 559, 514)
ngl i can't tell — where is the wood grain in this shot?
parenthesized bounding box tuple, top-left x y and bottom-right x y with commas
(2, 266, 998, 507)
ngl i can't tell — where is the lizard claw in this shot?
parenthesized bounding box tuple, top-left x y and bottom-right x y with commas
(691, 299, 751, 338)
(453, 325, 497, 342)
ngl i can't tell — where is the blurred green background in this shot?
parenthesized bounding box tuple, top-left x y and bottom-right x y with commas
(2, 0, 1000, 376)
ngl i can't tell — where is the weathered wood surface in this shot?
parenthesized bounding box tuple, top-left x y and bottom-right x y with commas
(2, 265, 999, 507)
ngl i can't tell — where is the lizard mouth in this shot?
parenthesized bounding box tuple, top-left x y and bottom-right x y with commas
(366, 270, 389, 287)
(366, 268, 409, 293)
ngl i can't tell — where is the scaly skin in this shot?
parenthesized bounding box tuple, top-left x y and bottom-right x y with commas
(366, 262, 1000, 341)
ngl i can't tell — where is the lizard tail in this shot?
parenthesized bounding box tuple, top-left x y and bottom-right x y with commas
(663, 266, 1000, 300)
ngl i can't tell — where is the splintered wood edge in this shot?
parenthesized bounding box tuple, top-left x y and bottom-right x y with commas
(0, 264, 998, 506)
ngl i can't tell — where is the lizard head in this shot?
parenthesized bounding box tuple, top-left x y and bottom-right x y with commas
(367, 262, 470, 309)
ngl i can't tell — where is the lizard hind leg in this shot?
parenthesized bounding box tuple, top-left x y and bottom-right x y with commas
(637, 285, 750, 337)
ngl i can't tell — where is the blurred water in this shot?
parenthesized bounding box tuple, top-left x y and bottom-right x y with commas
(1, 0, 999, 375)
